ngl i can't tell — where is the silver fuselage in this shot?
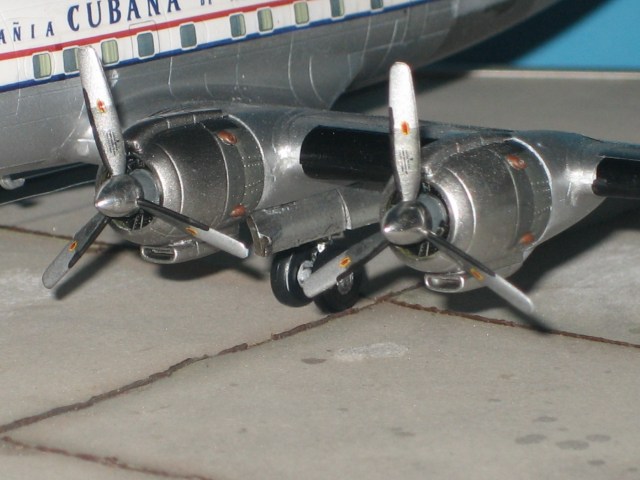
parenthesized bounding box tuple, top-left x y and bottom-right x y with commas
(0, 0, 557, 178)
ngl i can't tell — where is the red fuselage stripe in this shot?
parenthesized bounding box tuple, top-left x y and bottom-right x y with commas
(0, 0, 298, 61)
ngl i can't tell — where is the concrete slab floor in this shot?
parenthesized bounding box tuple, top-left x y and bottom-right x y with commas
(2, 70, 640, 478)
(4, 303, 640, 480)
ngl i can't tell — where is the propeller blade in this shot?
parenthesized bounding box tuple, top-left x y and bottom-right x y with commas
(42, 213, 109, 289)
(297, 64, 422, 302)
(301, 232, 388, 298)
(137, 199, 249, 259)
(423, 232, 535, 317)
(78, 46, 127, 177)
(381, 200, 547, 328)
(384, 63, 546, 330)
(389, 62, 421, 202)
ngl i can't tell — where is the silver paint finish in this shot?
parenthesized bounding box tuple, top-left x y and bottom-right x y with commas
(385, 130, 620, 293)
(79, 47, 127, 177)
(137, 199, 250, 259)
(389, 62, 421, 202)
(248, 186, 382, 257)
(510, 132, 606, 243)
(228, 105, 397, 210)
(422, 227, 536, 315)
(140, 238, 220, 264)
(94, 175, 143, 217)
(41, 212, 109, 289)
(383, 200, 433, 246)
(0, 0, 559, 178)
(301, 232, 388, 298)
(107, 110, 264, 249)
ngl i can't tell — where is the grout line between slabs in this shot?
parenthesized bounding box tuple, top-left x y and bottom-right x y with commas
(0, 292, 402, 436)
(385, 297, 640, 350)
(0, 292, 411, 478)
(0, 223, 122, 253)
(1, 436, 219, 480)
(2, 284, 637, 477)
(7, 281, 635, 439)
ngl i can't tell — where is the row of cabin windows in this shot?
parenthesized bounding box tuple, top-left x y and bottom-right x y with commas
(229, 0, 341, 37)
(32, 0, 387, 79)
(33, 23, 196, 79)
(231, 1, 351, 37)
(230, 0, 386, 37)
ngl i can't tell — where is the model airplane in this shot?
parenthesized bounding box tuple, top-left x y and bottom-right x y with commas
(3, 0, 638, 328)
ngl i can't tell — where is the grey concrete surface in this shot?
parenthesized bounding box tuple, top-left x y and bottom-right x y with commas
(395, 206, 640, 344)
(337, 69, 640, 144)
(2, 443, 153, 480)
(9, 303, 640, 480)
(2, 70, 640, 479)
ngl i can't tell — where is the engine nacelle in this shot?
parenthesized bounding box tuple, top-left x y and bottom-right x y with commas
(101, 110, 264, 263)
(386, 131, 605, 292)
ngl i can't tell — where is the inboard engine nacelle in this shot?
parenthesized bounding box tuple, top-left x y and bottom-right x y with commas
(388, 131, 606, 293)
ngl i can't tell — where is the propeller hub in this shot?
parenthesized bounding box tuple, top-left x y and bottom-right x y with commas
(382, 200, 432, 246)
(95, 175, 143, 218)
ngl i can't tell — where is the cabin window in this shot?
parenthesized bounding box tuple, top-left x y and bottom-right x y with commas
(257, 9, 273, 32)
(63, 48, 79, 73)
(371, 0, 383, 10)
(101, 40, 119, 65)
(330, 0, 345, 18)
(230, 14, 246, 37)
(137, 32, 155, 58)
(180, 24, 197, 49)
(293, 2, 309, 25)
(33, 53, 52, 79)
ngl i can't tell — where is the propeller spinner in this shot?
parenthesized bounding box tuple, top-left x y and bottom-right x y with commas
(42, 47, 249, 289)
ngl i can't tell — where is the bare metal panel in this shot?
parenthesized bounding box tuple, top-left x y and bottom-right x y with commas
(0, 0, 561, 177)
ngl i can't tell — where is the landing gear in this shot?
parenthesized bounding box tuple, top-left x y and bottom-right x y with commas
(270, 243, 365, 313)
(312, 246, 365, 313)
(270, 248, 313, 308)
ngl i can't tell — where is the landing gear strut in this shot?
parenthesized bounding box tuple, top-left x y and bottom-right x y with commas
(270, 243, 365, 313)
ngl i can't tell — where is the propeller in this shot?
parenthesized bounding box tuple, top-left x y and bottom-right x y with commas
(78, 46, 127, 177)
(43, 47, 248, 289)
(303, 62, 546, 329)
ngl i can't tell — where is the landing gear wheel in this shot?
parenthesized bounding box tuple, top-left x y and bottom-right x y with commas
(312, 248, 365, 313)
(270, 249, 313, 307)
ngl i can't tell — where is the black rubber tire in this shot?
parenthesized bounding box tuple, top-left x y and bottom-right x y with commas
(313, 269, 365, 313)
(270, 249, 312, 307)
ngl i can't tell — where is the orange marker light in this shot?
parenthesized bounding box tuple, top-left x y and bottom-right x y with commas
(519, 232, 536, 246)
(507, 154, 527, 170)
(231, 204, 246, 218)
(68, 241, 78, 252)
(96, 100, 107, 113)
(469, 268, 485, 282)
(401, 121, 410, 135)
(339, 256, 352, 268)
(185, 227, 198, 236)
(217, 130, 238, 145)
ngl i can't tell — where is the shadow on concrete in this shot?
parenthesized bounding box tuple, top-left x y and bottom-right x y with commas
(440, 199, 640, 315)
(157, 252, 266, 282)
(52, 244, 133, 300)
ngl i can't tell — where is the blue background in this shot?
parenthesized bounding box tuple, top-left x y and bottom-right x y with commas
(446, 0, 640, 69)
